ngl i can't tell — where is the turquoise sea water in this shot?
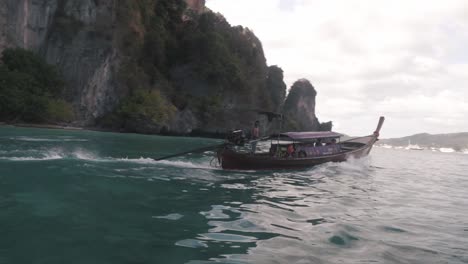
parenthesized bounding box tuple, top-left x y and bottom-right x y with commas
(0, 126, 467, 264)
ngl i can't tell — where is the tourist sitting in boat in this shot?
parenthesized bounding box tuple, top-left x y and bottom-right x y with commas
(269, 144, 277, 156)
(287, 144, 295, 158)
(268, 144, 294, 158)
(314, 139, 323, 147)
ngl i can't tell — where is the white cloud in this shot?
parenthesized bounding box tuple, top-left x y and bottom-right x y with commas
(206, 0, 468, 137)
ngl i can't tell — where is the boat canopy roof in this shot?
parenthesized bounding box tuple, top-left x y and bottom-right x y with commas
(275, 131, 343, 141)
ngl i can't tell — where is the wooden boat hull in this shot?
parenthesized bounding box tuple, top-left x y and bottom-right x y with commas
(220, 136, 377, 170)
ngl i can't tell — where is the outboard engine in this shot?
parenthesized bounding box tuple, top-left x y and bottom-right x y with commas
(226, 130, 247, 146)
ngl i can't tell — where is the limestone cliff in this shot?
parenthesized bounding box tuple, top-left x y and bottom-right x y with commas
(0, 0, 120, 123)
(0, 0, 57, 51)
(283, 79, 320, 131)
(0, 0, 326, 135)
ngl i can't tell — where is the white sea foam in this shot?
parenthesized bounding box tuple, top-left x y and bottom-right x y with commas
(72, 149, 101, 161)
(115, 157, 158, 164)
(156, 159, 214, 169)
(0, 150, 64, 161)
(0, 149, 76, 162)
(111, 157, 215, 170)
(303, 156, 372, 179)
(72, 150, 217, 170)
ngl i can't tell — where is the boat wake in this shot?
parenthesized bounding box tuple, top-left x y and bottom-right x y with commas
(0, 148, 65, 161)
(114, 157, 216, 170)
(0, 148, 217, 170)
(311, 156, 373, 177)
(0, 154, 63, 161)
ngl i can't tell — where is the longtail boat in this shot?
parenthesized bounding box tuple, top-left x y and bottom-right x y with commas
(217, 116, 385, 170)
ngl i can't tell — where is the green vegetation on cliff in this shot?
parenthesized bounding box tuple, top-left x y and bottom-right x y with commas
(179, 12, 251, 91)
(100, 0, 282, 133)
(118, 0, 263, 93)
(0, 48, 73, 123)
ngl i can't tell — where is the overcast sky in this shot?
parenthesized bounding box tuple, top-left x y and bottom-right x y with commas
(206, 0, 468, 138)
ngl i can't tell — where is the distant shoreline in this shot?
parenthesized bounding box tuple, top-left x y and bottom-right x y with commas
(10, 123, 84, 130)
(0, 122, 90, 131)
(0, 122, 227, 139)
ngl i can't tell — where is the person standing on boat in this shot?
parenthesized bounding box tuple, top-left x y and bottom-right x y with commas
(250, 120, 260, 153)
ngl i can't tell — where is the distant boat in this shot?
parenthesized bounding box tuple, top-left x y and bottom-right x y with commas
(439, 148, 455, 153)
(409, 146, 424, 150)
(405, 140, 424, 150)
(217, 117, 385, 170)
(380, 144, 393, 149)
